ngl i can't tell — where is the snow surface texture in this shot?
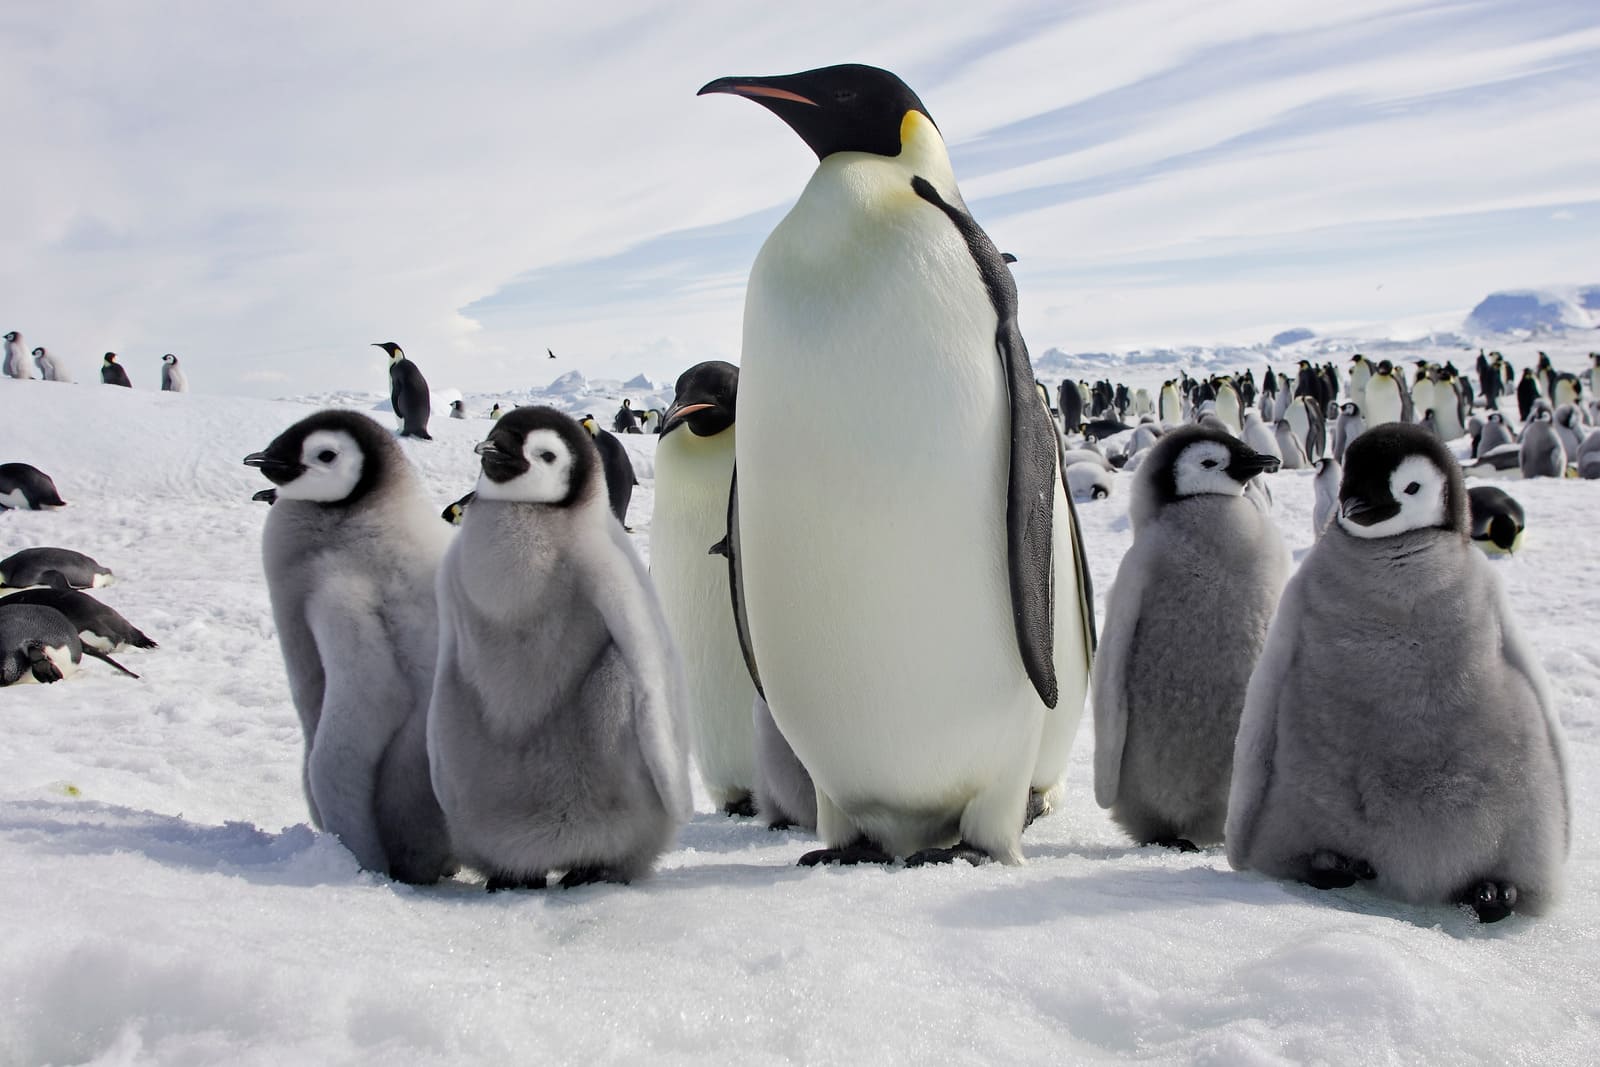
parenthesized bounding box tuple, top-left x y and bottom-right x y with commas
(2, 340, 1598, 1063)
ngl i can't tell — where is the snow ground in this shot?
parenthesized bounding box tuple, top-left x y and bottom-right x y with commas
(1, 343, 1598, 1064)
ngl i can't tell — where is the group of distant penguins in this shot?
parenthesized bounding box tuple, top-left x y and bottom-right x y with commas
(2, 332, 190, 391)
(3, 64, 1577, 922)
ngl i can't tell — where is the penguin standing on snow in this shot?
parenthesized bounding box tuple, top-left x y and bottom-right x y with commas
(101, 353, 131, 388)
(700, 64, 1095, 865)
(1091, 426, 1285, 849)
(427, 407, 691, 888)
(651, 360, 761, 816)
(1475, 411, 1514, 457)
(449, 400, 467, 420)
(1227, 425, 1569, 922)
(32, 347, 72, 383)
(3, 332, 34, 379)
(373, 342, 432, 439)
(0, 463, 67, 510)
(1332, 402, 1365, 463)
(1519, 409, 1566, 479)
(613, 399, 640, 434)
(1240, 410, 1280, 462)
(160, 353, 189, 392)
(1311, 457, 1341, 537)
(578, 414, 639, 526)
(1517, 368, 1540, 423)
(245, 409, 454, 884)
(1363, 360, 1402, 427)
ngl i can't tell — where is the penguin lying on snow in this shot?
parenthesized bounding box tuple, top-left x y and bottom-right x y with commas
(1467, 486, 1525, 554)
(428, 407, 691, 888)
(440, 490, 475, 525)
(700, 64, 1095, 865)
(1092, 426, 1286, 849)
(1227, 424, 1569, 922)
(0, 570, 157, 652)
(0, 604, 138, 684)
(246, 409, 454, 884)
(0, 463, 67, 510)
(0, 548, 113, 590)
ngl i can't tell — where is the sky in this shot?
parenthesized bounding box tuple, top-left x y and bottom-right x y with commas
(2, 1, 1598, 397)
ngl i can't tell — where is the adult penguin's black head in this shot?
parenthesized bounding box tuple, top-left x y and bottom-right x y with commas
(661, 360, 738, 438)
(373, 342, 403, 361)
(699, 64, 933, 160)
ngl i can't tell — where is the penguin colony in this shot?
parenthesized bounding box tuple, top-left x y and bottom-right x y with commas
(5, 66, 1583, 924)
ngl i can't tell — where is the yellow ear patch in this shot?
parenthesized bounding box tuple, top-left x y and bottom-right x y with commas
(899, 110, 937, 152)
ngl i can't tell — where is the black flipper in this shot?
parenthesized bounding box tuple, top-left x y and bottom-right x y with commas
(84, 648, 139, 679)
(713, 468, 765, 699)
(912, 176, 1098, 704)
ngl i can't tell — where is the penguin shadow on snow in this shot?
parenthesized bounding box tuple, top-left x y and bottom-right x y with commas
(931, 862, 1254, 928)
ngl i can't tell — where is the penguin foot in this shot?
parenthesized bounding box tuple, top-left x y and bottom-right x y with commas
(1023, 790, 1050, 829)
(1148, 836, 1200, 853)
(904, 841, 991, 868)
(486, 871, 547, 892)
(767, 819, 795, 832)
(722, 794, 758, 819)
(559, 867, 629, 889)
(1460, 881, 1518, 923)
(1304, 850, 1377, 890)
(797, 838, 893, 867)
(25, 645, 63, 684)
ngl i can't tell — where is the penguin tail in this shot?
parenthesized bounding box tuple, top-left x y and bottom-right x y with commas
(86, 649, 140, 679)
(128, 629, 159, 650)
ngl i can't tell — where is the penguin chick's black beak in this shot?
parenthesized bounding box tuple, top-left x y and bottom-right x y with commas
(1340, 497, 1399, 526)
(243, 450, 305, 486)
(475, 440, 529, 483)
(1227, 453, 1281, 481)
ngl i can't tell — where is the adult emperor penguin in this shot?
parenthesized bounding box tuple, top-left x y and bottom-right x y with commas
(245, 409, 454, 884)
(1060, 379, 1085, 434)
(1092, 426, 1286, 848)
(427, 406, 691, 887)
(160, 353, 189, 392)
(1516, 368, 1540, 422)
(101, 352, 131, 388)
(700, 64, 1095, 865)
(374, 342, 432, 439)
(1159, 380, 1183, 425)
(1213, 378, 1243, 434)
(3, 331, 34, 379)
(1364, 360, 1403, 427)
(1467, 486, 1525, 555)
(1311, 457, 1341, 537)
(1240, 410, 1281, 462)
(1519, 409, 1566, 479)
(0, 463, 67, 510)
(0, 547, 111, 589)
(1331, 401, 1365, 463)
(1348, 354, 1372, 402)
(1227, 425, 1569, 921)
(578, 415, 639, 526)
(32, 347, 72, 383)
(651, 360, 760, 816)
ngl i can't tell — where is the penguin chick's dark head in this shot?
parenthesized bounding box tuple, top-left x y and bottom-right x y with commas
(661, 360, 738, 438)
(473, 406, 599, 508)
(1337, 423, 1466, 540)
(1144, 424, 1280, 504)
(162, 353, 177, 365)
(243, 409, 397, 506)
(3, 332, 15, 342)
(699, 64, 932, 160)
(373, 342, 404, 362)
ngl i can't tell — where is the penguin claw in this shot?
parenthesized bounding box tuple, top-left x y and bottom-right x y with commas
(904, 841, 991, 868)
(766, 819, 794, 832)
(486, 872, 547, 892)
(1304, 849, 1377, 890)
(722, 794, 758, 819)
(1023, 789, 1050, 829)
(1460, 880, 1518, 923)
(797, 839, 893, 867)
(558, 867, 629, 889)
(1148, 836, 1200, 853)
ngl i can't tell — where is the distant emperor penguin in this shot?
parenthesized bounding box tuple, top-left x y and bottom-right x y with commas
(245, 409, 455, 884)
(1227, 424, 1570, 922)
(374, 341, 432, 439)
(160, 353, 189, 392)
(1091, 426, 1286, 849)
(651, 360, 761, 816)
(700, 64, 1095, 866)
(33, 346, 72, 383)
(427, 407, 692, 888)
(3, 331, 34, 379)
(101, 352, 131, 388)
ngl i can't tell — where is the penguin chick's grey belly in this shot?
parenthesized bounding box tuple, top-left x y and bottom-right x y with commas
(432, 575, 674, 880)
(1118, 525, 1276, 844)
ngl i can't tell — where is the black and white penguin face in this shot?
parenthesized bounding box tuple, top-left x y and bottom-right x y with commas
(1338, 424, 1464, 539)
(31, 347, 44, 358)
(272, 430, 365, 503)
(1531, 409, 1553, 424)
(661, 360, 738, 438)
(1150, 426, 1280, 502)
(1488, 412, 1504, 425)
(373, 341, 404, 364)
(699, 64, 931, 161)
(244, 410, 393, 507)
(1341, 402, 1360, 417)
(162, 354, 177, 366)
(473, 406, 597, 507)
(3, 332, 15, 343)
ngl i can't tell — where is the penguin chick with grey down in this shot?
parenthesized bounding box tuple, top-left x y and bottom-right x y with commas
(1227, 424, 1570, 922)
(1092, 425, 1286, 849)
(427, 406, 691, 889)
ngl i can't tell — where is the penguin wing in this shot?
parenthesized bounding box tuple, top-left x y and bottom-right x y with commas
(911, 176, 1065, 708)
(1481, 554, 1572, 852)
(714, 469, 764, 698)
(1090, 537, 1157, 808)
(397, 361, 431, 425)
(583, 517, 693, 821)
(1224, 570, 1307, 871)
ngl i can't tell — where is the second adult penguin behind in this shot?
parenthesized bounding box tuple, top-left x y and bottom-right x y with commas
(1091, 426, 1287, 850)
(700, 64, 1095, 866)
(374, 342, 432, 439)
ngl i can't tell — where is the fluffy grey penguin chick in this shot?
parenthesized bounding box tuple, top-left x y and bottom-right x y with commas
(246, 409, 455, 884)
(1227, 424, 1570, 922)
(1311, 457, 1341, 537)
(1092, 425, 1286, 849)
(428, 406, 691, 889)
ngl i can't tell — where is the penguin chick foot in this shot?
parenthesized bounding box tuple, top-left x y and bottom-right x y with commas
(26, 646, 64, 684)
(558, 867, 630, 889)
(722, 793, 758, 818)
(1460, 880, 1518, 923)
(1148, 836, 1200, 853)
(797, 838, 893, 867)
(1303, 849, 1377, 890)
(767, 819, 795, 832)
(904, 841, 992, 868)
(486, 872, 548, 893)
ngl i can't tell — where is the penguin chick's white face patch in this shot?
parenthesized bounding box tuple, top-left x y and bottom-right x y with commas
(476, 429, 575, 504)
(277, 429, 366, 503)
(1172, 442, 1246, 498)
(1339, 455, 1447, 539)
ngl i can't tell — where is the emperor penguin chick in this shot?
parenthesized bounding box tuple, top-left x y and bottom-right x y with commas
(1091, 426, 1287, 849)
(651, 360, 760, 816)
(245, 409, 454, 884)
(1227, 424, 1570, 922)
(428, 407, 691, 889)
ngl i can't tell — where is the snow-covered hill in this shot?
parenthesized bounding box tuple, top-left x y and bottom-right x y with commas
(1, 367, 1597, 1063)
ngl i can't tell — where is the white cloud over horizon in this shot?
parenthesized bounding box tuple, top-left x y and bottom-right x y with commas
(2, 1, 1597, 398)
